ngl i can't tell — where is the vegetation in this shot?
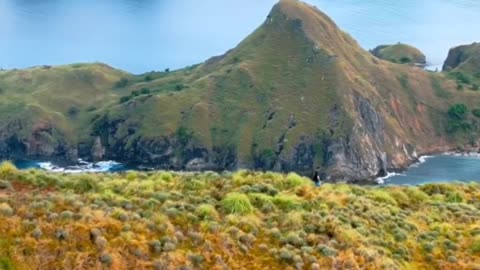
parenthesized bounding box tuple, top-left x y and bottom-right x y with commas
(1, 163, 480, 269)
(446, 104, 472, 133)
(370, 43, 426, 65)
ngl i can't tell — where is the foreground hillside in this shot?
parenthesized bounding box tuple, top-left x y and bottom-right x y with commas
(1, 0, 480, 182)
(1, 163, 480, 269)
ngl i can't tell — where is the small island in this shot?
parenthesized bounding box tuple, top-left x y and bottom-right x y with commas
(371, 43, 427, 65)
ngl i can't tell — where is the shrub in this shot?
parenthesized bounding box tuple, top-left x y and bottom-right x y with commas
(99, 253, 113, 265)
(73, 175, 98, 192)
(174, 84, 185, 91)
(404, 187, 429, 206)
(55, 229, 69, 241)
(114, 77, 129, 88)
(187, 254, 204, 267)
(248, 193, 275, 211)
(471, 239, 480, 254)
(95, 237, 108, 250)
(369, 189, 398, 205)
(195, 204, 219, 220)
(445, 192, 465, 203)
(119, 96, 131, 103)
(221, 193, 254, 215)
(31, 228, 43, 240)
(448, 104, 468, 121)
(317, 244, 338, 257)
(285, 173, 311, 188)
(0, 162, 18, 178)
(472, 109, 480, 118)
(163, 242, 176, 252)
(273, 194, 302, 211)
(0, 203, 14, 217)
(0, 180, 13, 190)
(400, 57, 412, 64)
(471, 84, 479, 91)
(140, 88, 151, 95)
(451, 72, 472, 84)
(60, 211, 74, 220)
(422, 242, 434, 253)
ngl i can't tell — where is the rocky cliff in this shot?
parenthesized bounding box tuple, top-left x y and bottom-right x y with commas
(443, 42, 480, 72)
(1, 0, 478, 182)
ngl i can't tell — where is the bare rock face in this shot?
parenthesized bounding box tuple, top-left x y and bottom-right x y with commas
(324, 96, 387, 181)
(91, 137, 105, 161)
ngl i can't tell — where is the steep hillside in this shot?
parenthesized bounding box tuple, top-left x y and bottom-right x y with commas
(443, 43, 480, 91)
(1, 0, 479, 181)
(443, 43, 480, 73)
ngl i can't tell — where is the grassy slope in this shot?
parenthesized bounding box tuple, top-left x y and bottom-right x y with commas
(0, 163, 480, 269)
(0, 63, 128, 143)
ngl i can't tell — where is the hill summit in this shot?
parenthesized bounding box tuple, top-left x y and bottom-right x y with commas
(0, 0, 478, 181)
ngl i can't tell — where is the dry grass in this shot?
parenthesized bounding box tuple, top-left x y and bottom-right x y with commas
(0, 163, 480, 269)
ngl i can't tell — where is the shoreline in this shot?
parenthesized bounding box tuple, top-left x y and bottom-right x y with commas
(377, 149, 480, 184)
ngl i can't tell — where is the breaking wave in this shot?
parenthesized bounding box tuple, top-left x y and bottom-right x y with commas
(36, 159, 124, 173)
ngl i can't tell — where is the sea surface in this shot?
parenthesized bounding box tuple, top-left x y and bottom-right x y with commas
(1, 0, 479, 73)
(12, 154, 480, 186)
(381, 154, 480, 185)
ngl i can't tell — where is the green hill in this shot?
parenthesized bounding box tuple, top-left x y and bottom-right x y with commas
(371, 43, 427, 65)
(1, 0, 480, 182)
(443, 43, 480, 91)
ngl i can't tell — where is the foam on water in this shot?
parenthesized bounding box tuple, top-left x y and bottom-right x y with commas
(442, 152, 480, 158)
(37, 159, 122, 173)
(376, 172, 406, 184)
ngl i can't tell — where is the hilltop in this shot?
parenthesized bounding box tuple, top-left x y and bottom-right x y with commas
(1, 163, 480, 269)
(1, 0, 480, 181)
(371, 43, 427, 65)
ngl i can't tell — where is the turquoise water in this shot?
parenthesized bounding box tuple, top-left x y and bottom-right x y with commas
(1, 0, 479, 73)
(384, 155, 480, 185)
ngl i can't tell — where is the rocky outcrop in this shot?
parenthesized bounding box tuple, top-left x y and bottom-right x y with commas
(443, 42, 480, 72)
(322, 97, 387, 181)
(371, 43, 426, 65)
(0, 120, 77, 162)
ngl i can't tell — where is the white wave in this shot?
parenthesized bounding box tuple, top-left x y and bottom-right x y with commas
(408, 155, 434, 168)
(37, 160, 122, 173)
(418, 155, 434, 163)
(376, 172, 405, 184)
(442, 152, 480, 158)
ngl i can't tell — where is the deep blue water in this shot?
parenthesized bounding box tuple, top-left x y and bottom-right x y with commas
(384, 155, 480, 185)
(1, 0, 479, 73)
